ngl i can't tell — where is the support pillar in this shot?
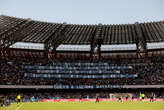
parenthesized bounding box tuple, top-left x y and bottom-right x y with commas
(135, 22, 148, 58)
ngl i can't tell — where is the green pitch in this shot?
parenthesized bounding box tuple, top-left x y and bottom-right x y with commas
(1, 102, 164, 110)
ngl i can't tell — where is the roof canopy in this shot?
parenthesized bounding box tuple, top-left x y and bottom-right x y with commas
(0, 15, 164, 52)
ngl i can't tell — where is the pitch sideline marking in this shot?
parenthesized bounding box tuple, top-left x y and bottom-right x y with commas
(16, 103, 24, 110)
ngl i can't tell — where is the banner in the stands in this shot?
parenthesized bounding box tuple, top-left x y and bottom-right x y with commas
(24, 73, 137, 79)
(53, 85, 123, 89)
(42, 98, 164, 102)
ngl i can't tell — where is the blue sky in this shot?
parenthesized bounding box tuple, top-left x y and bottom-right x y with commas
(0, 0, 164, 24)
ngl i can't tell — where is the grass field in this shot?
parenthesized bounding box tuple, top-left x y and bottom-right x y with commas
(1, 101, 164, 110)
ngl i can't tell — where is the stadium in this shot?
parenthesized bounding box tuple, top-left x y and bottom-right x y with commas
(0, 14, 164, 110)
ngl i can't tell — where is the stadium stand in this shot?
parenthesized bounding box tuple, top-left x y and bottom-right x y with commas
(0, 57, 164, 86)
(0, 15, 164, 104)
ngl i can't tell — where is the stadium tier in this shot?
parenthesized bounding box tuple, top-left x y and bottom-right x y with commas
(0, 15, 164, 60)
(0, 57, 164, 87)
(0, 15, 164, 107)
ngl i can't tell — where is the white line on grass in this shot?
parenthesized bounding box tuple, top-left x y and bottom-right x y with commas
(16, 103, 24, 110)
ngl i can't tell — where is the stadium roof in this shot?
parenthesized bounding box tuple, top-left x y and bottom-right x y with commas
(0, 15, 164, 51)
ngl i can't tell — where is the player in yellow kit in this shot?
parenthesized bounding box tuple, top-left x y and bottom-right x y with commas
(17, 94, 21, 104)
(142, 94, 145, 102)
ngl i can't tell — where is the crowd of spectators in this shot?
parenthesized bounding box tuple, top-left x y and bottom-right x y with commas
(0, 56, 164, 86)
